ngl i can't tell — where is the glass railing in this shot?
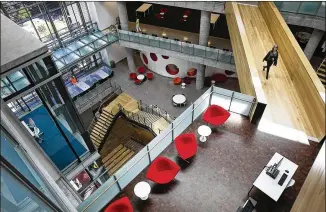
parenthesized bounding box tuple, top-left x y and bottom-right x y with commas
(275, 1, 325, 18)
(118, 30, 235, 65)
(52, 29, 119, 71)
(77, 86, 255, 212)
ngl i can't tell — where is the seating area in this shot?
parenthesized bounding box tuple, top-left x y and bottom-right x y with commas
(129, 66, 154, 85)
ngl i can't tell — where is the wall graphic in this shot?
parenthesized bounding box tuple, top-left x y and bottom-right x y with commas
(139, 51, 237, 79)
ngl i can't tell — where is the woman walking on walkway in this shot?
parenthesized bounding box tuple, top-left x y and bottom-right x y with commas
(136, 17, 141, 32)
(263, 45, 279, 80)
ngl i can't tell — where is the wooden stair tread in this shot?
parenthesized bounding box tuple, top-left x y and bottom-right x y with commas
(103, 147, 128, 167)
(102, 144, 124, 163)
(108, 151, 135, 175)
(105, 149, 132, 170)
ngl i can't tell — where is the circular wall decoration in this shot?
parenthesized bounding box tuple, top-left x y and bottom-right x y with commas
(225, 70, 235, 76)
(162, 55, 169, 59)
(187, 68, 197, 77)
(165, 64, 179, 75)
(150, 53, 158, 62)
(141, 53, 148, 64)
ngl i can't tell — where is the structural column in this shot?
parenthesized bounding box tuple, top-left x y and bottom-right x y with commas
(197, 11, 211, 90)
(117, 2, 136, 72)
(304, 29, 324, 60)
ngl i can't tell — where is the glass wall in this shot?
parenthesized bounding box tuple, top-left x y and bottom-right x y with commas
(0, 1, 92, 49)
(1, 127, 60, 207)
(275, 1, 325, 18)
(1, 56, 92, 172)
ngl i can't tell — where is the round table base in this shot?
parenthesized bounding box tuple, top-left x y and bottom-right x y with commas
(199, 135, 207, 142)
(140, 195, 149, 200)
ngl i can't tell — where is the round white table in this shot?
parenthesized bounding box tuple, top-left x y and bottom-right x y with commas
(172, 94, 186, 106)
(198, 125, 212, 142)
(137, 74, 145, 81)
(134, 181, 151, 200)
(181, 82, 186, 89)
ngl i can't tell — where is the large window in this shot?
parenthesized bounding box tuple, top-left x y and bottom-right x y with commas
(1, 127, 60, 210)
(1, 70, 31, 99)
(1, 1, 92, 49)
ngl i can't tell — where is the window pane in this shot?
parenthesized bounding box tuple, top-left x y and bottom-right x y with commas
(13, 78, 30, 91)
(1, 166, 56, 212)
(298, 2, 321, 15)
(8, 70, 25, 81)
(1, 129, 59, 206)
(281, 2, 301, 13)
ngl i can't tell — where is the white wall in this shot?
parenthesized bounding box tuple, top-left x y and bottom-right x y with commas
(87, 2, 126, 63)
(139, 51, 238, 78)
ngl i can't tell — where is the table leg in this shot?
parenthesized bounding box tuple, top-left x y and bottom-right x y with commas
(141, 195, 149, 200)
(200, 135, 207, 142)
(248, 185, 254, 197)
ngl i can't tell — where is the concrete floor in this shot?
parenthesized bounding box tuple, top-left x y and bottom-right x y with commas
(105, 113, 320, 212)
(111, 55, 240, 118)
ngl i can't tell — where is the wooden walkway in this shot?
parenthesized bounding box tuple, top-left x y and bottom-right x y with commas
(237, 4, 322, 140)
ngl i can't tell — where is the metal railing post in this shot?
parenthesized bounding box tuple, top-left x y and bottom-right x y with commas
(146, 145, 152, 163)
(228, 92, 234, 111)
(113, 175, 122, 191)
(171, 122, 174, 140)
(191, 103, 195, 122)
(209, 86, 214, 105)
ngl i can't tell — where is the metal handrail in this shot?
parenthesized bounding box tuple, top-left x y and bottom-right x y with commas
(276, 1, 325, 18)
(81, 86, 255, 211)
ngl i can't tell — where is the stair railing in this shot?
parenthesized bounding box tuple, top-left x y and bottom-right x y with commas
(137, 100, 175, 123)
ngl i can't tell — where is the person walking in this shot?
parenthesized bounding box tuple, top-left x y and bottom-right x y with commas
(263, 45, 279, 80)
(136, 17, 141, 32)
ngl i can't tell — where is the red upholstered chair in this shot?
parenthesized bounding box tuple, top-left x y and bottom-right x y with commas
(147, 72, 153, 80)
(146, 156, 180, 184)
(173, 77, 182, 85)
(160, 8, 168, 14)
(134, 79, 142, 85)
(211, 73, 227, 83)
(174, 133, 197, 161)
(104, 197, 133, 212)
(155, 13, 162, 20)
(203, 105, 231, 126)
(137, 66, 146, 74)
(129, 73, 137, 80)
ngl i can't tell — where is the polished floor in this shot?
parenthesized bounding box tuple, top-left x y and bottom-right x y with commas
(112, 56, 240, 118)
(105, 113, 320, 212)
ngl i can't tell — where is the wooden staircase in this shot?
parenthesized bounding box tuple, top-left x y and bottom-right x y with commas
(101, 144, 135, 175)
(89, 93, 140, 149)
(316, 58, 326, 88)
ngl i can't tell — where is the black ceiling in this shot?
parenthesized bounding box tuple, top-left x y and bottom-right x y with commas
(126, 2, 230, 39)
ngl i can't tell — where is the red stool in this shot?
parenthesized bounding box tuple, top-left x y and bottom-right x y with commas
(129, 73, 137, 80)
(147, 72, 153, 80)
(137, 66, 146, 74)
(134, 79, 142, 85)
(173, 77, 182, 85)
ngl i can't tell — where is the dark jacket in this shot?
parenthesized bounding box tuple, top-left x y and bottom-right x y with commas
(263, 50, 278, 66)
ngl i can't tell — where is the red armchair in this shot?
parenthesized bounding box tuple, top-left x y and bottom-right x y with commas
(104, 197, 133, 212)
(174, 133, 197, 160)
(203, 105, 230, 126)
(147, 72, 153, 80)
(146, 156, 180, 184)
(137, 66, 146, 74)
(160, 8, 168, 14)
(129, 73, 137, 80)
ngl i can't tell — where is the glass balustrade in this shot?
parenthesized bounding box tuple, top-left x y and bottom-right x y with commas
(77, 86, 255, 212)
(118, 30, 235, 65)
(275, 1, 325, 18)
